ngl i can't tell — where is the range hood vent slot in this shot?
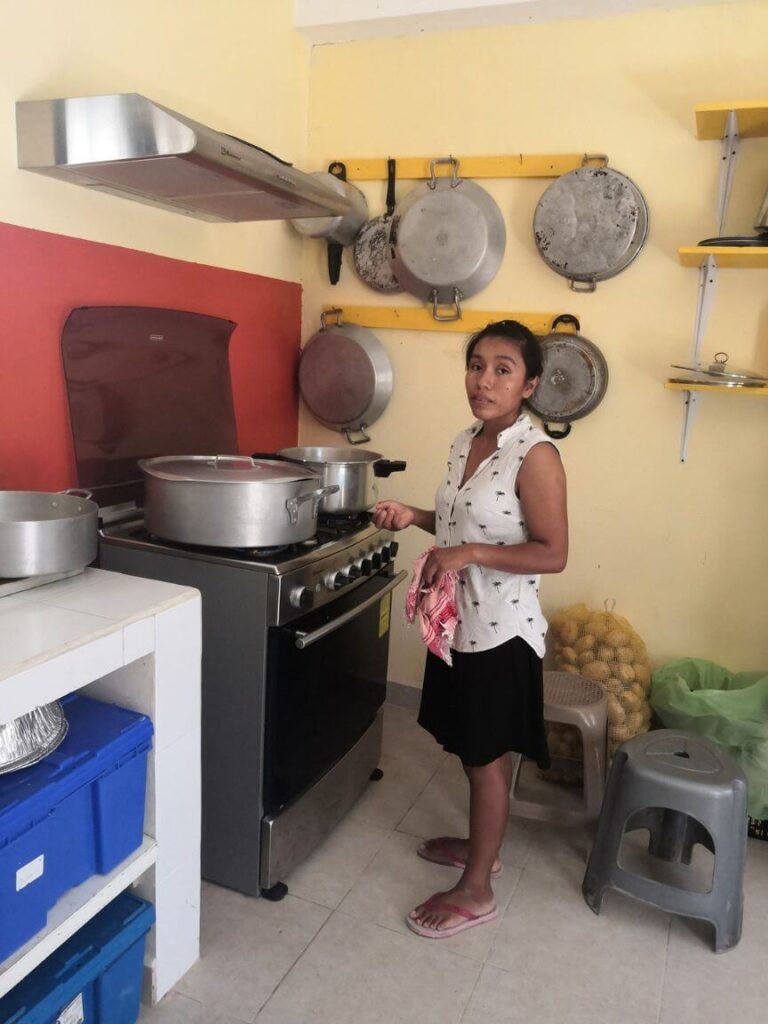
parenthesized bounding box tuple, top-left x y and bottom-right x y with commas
(16, 93, 352, 223)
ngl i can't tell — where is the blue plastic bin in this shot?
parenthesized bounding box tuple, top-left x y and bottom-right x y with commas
(0, 891, 155, 1024)
(0, 695, 153, 963)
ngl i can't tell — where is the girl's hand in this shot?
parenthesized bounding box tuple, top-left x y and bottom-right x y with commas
(422, 545, 473, 586)
(373, 500, 417, 531)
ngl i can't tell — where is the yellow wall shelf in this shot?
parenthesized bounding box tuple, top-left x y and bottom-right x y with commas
(695, 101, 768, 140)
(678, 246, 768, 268)
(665, 381, 768, 396)
(321, 305, 567, 335)
(336, 154, 607, 181)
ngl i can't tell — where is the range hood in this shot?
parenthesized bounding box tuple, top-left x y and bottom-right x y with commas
(16, 93, 352, 223)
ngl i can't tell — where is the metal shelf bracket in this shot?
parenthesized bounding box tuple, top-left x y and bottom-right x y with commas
(679, 254, 717, 461)
(716, 110, 740, 234)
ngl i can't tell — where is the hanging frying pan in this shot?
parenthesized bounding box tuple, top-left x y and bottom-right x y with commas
(534, 166, 648, 292)
(353, 158, 403, 293)
(528, 315, 609, 438)
(389, 156, 506, 320)
(298, 310, 393, 444)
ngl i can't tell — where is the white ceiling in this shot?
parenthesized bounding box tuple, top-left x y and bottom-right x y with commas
(294, 0, 731, 43)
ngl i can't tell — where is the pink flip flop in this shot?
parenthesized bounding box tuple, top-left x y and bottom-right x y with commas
(406, 895, 498, 939)
(417, 837, 503, 877)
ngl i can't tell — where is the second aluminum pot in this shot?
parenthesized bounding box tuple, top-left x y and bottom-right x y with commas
(139, 455, 339, 548)
(0, 489, 98, 577)
(277, 447, 406, 515)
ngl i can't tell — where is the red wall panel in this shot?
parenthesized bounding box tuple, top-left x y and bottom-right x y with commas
(0, 221, 302, 491)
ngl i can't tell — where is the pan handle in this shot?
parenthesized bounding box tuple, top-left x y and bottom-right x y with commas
(430, 288, 463, 321)
(428, 156, 461, 190)
(373, 460, 407, 478)
(569, 277, 597, 293)
(543, 422, 572, 440)
(344, 425, 372, 445)
(285, 485, 340, 524)
(385, 158, 397, 217)
(551, 314, 581, 333)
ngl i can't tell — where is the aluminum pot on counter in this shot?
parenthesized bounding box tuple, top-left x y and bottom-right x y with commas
(0, 489, 98, 577)
(277, 447, 406, 516)
(139, 455, 339, 548)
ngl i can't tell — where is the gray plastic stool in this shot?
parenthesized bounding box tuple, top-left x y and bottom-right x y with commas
(509, 671, 607, 825)
(582, 730, 748, 952)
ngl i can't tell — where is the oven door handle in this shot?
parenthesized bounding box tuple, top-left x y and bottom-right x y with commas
(292, 570, 408, 649)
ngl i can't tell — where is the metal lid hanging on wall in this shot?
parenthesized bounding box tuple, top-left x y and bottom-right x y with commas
(527, 315, 609, 437)
(298, 309, 393, 444)
(533, 162, 648, 292)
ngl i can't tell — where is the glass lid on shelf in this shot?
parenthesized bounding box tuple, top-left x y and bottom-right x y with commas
(670, 351, 768, 383)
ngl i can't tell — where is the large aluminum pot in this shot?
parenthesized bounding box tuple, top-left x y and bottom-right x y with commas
(277, 447, 406, 515)
(0, 490, 98, 577)
(139, 455, 339, 548)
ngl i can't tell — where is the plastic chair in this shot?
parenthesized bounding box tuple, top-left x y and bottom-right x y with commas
(509, 671, 607, 826)
(582, 729, 748, 952)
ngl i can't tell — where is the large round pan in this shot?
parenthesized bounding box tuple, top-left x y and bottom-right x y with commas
(0, 490, 98, 577)
(353, 158, 403, 294)
(533, 166, 648, 292)
(527, 315, 609, 438)
(298, 312, 393, 444)
(389, 157, 506, 320)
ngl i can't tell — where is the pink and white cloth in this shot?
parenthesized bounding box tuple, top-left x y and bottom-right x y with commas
(405, 547, 459, 665)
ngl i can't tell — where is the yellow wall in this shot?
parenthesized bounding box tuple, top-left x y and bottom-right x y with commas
(1, 0, 309, 281)
(300, 1, 768, 686)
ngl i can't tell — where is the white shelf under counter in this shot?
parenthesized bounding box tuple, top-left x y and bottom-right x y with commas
(0, 568, 202, 1006)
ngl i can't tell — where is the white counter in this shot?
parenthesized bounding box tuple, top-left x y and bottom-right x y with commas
(0, 567, 202, 1005)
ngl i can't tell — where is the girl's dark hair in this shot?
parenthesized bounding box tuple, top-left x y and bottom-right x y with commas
(464, 320, 543, 380)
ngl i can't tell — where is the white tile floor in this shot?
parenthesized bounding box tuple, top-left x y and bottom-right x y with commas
(140, 704, 768, 1024)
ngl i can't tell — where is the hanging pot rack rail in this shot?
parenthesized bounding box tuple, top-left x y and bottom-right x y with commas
(320, 305, 574, 335)
(335, 153, 608, 182)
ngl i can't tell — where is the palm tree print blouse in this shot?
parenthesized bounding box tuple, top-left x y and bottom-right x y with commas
(435, 414, 554, 657)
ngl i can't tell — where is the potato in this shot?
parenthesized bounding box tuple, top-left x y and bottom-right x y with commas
(559, 621, 579, 645)
(607, 697, 625, 725)
(577, 650, 596, 666)
(585, 618, 610, 640)
(574, 634, 596, 653)
(609, 724, 631, 744)
(582, 660, 610, 682)
(567, 604, 591, 623)
(604, 677, 623, 696)
(561, 664, 579, 674)
(633, 663, 651, 686)
(615, 646, 634, 664)
(614, 663, 636, 684)
(560, 646, 578, 665)
(596, 644, 615, 662)
(605, 629, 630, 648)
(621, 690, 642, 712)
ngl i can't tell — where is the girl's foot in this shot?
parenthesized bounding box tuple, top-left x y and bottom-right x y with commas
(417, 836, 502, 876)
(407, 885, 497, 938)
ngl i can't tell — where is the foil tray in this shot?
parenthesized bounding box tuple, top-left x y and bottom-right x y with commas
(0, 701, 69, 775)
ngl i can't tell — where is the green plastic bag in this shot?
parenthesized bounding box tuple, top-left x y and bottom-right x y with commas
(651, 658, 768, 819)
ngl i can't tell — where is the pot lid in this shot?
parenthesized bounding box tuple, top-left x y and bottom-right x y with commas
(527, 325, 609, 423)
(139, 455, 321, 484)
(534, 167, 648, 283)
(670, 351, 768, 382)
(279, 446, 382, 465)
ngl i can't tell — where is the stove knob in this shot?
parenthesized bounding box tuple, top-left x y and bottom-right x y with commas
(379, 545, 391, 566)
(289, 585, 314, 610)
(344, 563, 362, 580)
(358, 557, 373, 576)
(370, 551, 382, 570)
(389, 540, 399, 557)
(325, 571, 346, 591)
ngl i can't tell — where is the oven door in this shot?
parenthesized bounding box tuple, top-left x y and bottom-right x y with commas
(263, 569, 407, 816)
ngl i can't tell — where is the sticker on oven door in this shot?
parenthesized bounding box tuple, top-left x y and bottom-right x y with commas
(378, 593, 391, 638)
(56, 992, 84, 1024)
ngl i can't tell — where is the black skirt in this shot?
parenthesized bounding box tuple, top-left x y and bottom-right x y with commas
(418, 635, 550, 768)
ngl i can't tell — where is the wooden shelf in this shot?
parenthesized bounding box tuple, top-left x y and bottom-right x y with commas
(695, 101, 768, 140)
(678, 246, 768, 268)
(665, 381, 768, 395)
(0, 837, 157, 998)
(322, 305, 565, 335)
(337, 153, 607, 181)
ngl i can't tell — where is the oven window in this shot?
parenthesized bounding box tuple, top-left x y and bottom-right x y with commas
(263, 574, 392, 815)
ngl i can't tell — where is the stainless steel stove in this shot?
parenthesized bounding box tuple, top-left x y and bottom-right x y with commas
(62, 306, 405, 899)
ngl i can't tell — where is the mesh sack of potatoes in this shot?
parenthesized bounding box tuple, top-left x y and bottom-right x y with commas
(540, 722, 584, 786)
(548, 601, 652, 759)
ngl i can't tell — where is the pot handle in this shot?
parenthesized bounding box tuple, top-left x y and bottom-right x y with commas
(569, 277, 597, 293)
(428, 156, 461, 190)
(551, 314, 581, 333)
(285, 485, 340, 525)
(207, 455, 256, 468)
(344, 425, 371, 445)
(430, 288, 463, 322)
(543, 422, 572, 440)
(373, 460, 407, 478)
(251, 451, 309, 468)
(60, 488, 93, 500)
